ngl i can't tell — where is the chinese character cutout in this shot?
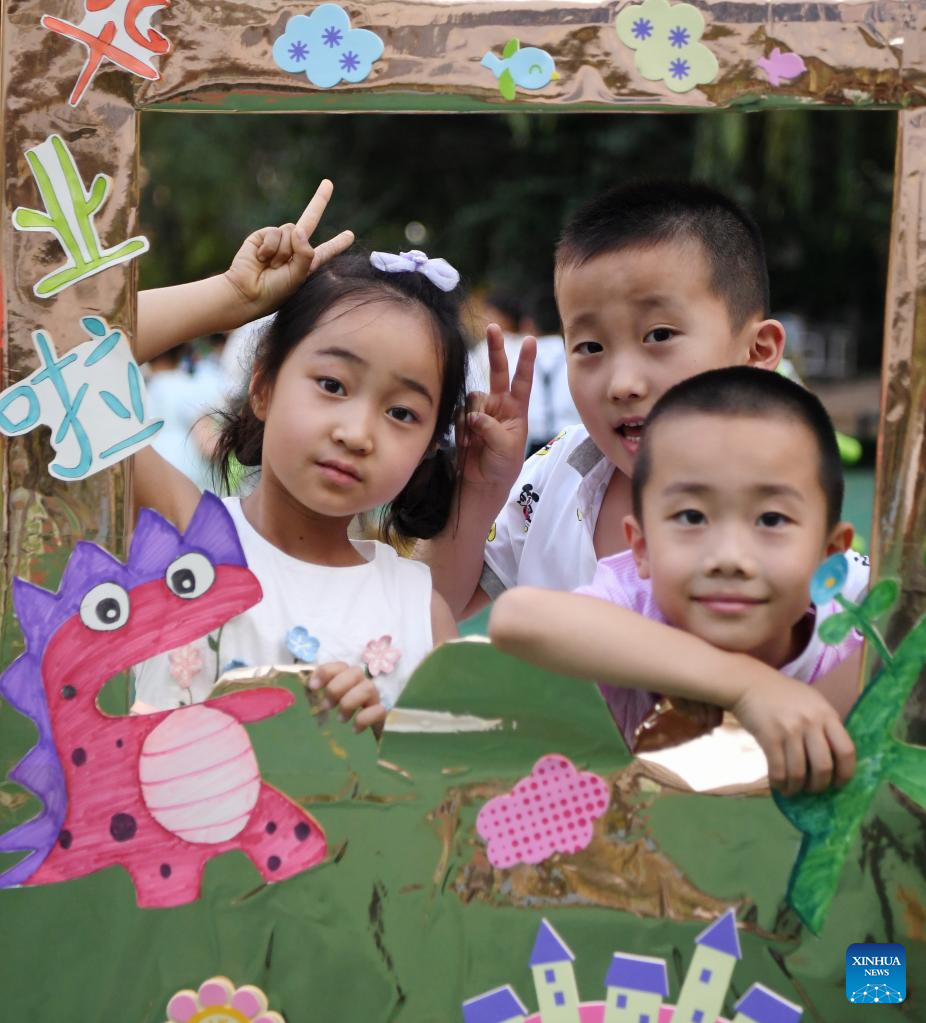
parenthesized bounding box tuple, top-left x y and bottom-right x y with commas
(41, 0, 170, 106)
(12, 134, 149, 299)
(0, 317, 163, 481)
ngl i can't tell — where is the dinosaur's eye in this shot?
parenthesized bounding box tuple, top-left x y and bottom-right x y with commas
(165, 552, 216, 600)
(79, 582, 131, 632)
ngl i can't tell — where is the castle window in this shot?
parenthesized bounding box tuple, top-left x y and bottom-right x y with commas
(699, 968, 712, 983)
(545, 969, 556, 983)
(554, 992, 565, 1006)
(639, 1016, 650, 1023)
(692, 1012, 704, 1023)
(616, 994, 627, 1008)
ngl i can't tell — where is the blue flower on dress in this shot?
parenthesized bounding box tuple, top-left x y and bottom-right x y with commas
(632, 17, 653, 40)
(668, 26, 690, 48)
(287, 625, 320, 663)
(272, 5, 384, 88)
(810, 554, 849, 605)
(669, 57, 690, 80)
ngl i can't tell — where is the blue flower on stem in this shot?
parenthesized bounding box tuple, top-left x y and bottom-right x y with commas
(322, 25, 343, 47)
(669, 26, 690, 48)
(287, 625, 320, 663)
(339, 50, 360, 73)
(810, 553, 849, 605)
(632, 18, 653, 41)
(669, 58, 690, 80)
(288, 40, 308, 62)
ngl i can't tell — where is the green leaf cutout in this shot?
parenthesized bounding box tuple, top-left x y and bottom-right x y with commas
(502, 38, 520, 59)
(818, 611, 855, 645)
(499, 69, 517, 101)
(860, 579, 900, 619)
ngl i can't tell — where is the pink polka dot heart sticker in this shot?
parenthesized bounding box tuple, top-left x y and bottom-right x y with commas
(476, 754, 611, 868)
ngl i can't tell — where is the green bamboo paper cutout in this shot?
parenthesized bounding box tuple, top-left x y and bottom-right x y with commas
(12, 134, 148, 298)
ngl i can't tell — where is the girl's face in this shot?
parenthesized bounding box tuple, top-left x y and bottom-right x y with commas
(252, 297, 443, 522)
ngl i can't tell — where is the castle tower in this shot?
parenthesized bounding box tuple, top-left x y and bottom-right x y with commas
(602, 952, 669, 1023)
(529, 918, 581, 1023)
(732, 983, 803, 1023)
(673, 908, 742, 1023)
(463, 984, 529, 1023)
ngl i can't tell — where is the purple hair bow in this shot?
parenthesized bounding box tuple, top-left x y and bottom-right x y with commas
(370, 249, 460, 292)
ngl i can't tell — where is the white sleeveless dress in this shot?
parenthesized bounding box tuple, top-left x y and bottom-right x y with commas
(132, 497, 434, 712)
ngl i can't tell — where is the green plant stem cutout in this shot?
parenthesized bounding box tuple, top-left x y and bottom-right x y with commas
(774, 551, 926, 934)
(12, 134, 149, 298)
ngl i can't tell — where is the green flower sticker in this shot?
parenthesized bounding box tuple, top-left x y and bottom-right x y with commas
(615, 0, 718, 94)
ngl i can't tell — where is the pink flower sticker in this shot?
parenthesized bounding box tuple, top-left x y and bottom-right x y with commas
(165, 976, 284, 1023)
(168, 643, 204, 689)
(476, 754, 611, 868)
(362, 635, 401, 676)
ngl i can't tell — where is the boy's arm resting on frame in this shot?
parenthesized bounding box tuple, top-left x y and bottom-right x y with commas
(136, 180, 354, 364)
(420, 326, 536, 619)
(489, 587, 856, 795)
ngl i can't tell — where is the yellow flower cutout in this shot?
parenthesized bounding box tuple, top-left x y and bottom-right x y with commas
(616, 0, 718, 94)
(165, 977, 283, 1023)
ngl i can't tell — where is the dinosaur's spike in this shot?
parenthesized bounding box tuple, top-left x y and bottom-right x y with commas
(11, 578, 59, 651)
(128, 506, 182, 578)
(0, 658, 66, 886)
(183, 491, 248, 568)
(59, 540, 125, 597)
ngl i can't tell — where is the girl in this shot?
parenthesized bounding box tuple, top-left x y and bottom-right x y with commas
(131, 182, 463, 732)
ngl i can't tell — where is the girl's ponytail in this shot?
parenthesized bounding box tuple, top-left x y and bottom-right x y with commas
(381, 447, 456, 544)
(212, 394, 264, 493)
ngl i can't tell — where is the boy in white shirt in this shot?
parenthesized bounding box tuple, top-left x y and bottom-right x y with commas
(424, 181, 864, 793)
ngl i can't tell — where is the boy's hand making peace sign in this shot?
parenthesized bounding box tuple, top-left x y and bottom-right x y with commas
(462, 324, 536, 491)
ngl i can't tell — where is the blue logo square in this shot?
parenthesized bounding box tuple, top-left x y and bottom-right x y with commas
(846, 943, 906, 1002)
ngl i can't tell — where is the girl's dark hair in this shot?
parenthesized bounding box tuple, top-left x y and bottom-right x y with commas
(214, 251, 469, 544)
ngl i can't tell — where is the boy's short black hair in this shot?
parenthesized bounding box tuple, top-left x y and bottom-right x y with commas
(555, 180, 770, 329)
(632, 366, 844, 530)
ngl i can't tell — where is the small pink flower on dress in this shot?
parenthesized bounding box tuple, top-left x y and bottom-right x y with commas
(362, 635, 401, 677)
(168, 643, 204, 690)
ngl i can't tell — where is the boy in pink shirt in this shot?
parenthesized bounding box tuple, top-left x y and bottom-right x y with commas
(490, 367, 864, 794)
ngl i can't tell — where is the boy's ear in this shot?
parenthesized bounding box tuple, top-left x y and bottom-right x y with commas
(745, 318, 786, 370)
(623, 514, 650, 579)
(825, 521, 855, 557)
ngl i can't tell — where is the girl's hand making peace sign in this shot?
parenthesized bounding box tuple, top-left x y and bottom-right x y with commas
(223, 179, 355, 320)
(137, 180, 354, 364)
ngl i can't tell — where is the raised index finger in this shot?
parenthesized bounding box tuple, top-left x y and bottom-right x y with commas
(295, 178, 335, 239)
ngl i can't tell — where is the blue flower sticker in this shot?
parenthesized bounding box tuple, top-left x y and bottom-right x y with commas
(272, 4, 384, 88)
(287, 625, 320, 663)
(810, 553, 849, 605)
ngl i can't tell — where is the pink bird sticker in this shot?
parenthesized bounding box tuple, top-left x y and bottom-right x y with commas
(757, 47, 807, 87)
